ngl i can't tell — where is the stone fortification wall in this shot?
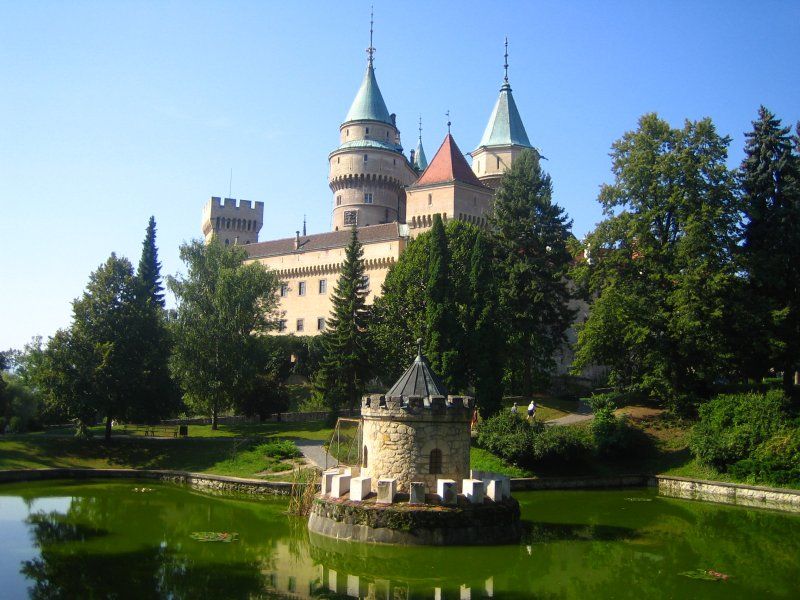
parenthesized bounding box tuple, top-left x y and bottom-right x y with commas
(361, 394, 472, 493)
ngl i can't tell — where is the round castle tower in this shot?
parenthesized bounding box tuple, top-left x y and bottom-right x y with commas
(360, 345, 472, 493)
(328, 31, 417, 231)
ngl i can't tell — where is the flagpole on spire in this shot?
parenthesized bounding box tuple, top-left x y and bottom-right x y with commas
(504, 36, 509, 83)
(367, 5, 375, 66)
(418, 115, 423, 142)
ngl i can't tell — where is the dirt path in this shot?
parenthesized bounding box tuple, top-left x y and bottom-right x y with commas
(292, 439, 336, 470)
(544, 400, 594, 426)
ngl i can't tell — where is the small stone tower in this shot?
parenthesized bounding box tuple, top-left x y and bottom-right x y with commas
(201, 196, 264, 246)
(470, 39, 536, 189)
(328, 22, 417, 231)
(360, 345, 473, 492)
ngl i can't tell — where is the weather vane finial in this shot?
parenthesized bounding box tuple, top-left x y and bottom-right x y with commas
(418, 115, 423, 142)
(445, 110, 451, 134)
(504, 36, 509, 83)
(367, 5, 375, 66)
(416, 337, 423, 356)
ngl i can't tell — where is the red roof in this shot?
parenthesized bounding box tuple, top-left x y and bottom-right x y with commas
(412, 134, 485, 188)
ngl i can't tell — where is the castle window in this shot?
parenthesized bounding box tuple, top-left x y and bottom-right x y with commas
(280, 284, 288, 297)
(365, 127, 370, 134)
(496, 157, 500, 169)
(317, 317, 325, 331)
(364, 193, 373, 204)
(346, 128, 349, 136)
(319, 279, 327, 294)
(215, 216, 220, 229)
(363, 445, 368, 468)
(473, 196, 477, 206)
(428, 194, 432, 206)
(363, 154, 368, 163)
(298, 281, 306, 296)
(336, 195, 342, 206)
(296, 319, 304, 332)
(226, 219, 231, 228)
(278, 319, 287, 332)
(344, 210, 357, 226)
(225, 239, 230, 245)
(337, 156, 340, 163)
(361, 275, 370, 291)
(429, 449, 442, 475)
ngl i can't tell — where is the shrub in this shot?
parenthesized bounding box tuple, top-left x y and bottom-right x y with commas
(530, 425, 592, 465)
(476, 411, 534, 466)
(591, 406, 635, 456)
(6, 416, 25, 434)
(259, 439, 301, 460)
(729, 427, 800, 486)
(690, 390, 788, 470)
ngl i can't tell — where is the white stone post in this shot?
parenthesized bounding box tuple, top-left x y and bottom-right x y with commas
(377, 478, 397, 504)
(321, 469, 339, 495)
(437, 479, 457, 505)
(409, 481, 426, 504)
(462, 479, 485, 504)
(485, 479, 504, 502)
(331, 474, 351, 498)
(350, 476, 372, 501)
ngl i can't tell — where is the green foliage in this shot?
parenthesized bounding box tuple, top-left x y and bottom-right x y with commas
(691, 390, 788, 469)
(729, 427, 800, 486)
(476, 410, 533, 465)
(740, 107, 800, 394)
(313, 228, 373, 422)
(257, 439, 300, 460)
(7, 415, 25, 434)
(0, 417, 5, 434)
(491, 149, 575, 397)
(530, 425, 592, 465)
(168, 239, 280, 429)
(573, 114, 741, 410)
(591, 406, 634, 456)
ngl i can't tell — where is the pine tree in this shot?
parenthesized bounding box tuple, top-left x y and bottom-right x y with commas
(425, 214, 463, 392)
(468, 234, 504, 417)
(314, 228, 373, 421)
(492, 149, 575, 399)
(132, 216, 178, 422)
(740, 107, 800, 394)
(137, 216, 164, 307)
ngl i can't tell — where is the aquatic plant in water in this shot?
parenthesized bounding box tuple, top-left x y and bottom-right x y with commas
(189, 531, 239, 543)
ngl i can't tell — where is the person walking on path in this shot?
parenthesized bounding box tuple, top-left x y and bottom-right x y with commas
(511, 402, 518, 416)
(527, 400, 537, 421)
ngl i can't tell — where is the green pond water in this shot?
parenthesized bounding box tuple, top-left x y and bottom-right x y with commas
(0, 481, 798, 599)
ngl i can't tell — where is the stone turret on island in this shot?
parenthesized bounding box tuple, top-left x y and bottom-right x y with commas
(307, 343, 521, 546)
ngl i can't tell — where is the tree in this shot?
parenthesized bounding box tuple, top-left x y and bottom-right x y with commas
(573, 114, 740, 409)
(313, 228, 373, 422)
(468, 234, 504, 416)
(740, 107, 800, 394)
(425, 214, 463, 392)
(168, 239, 280, 429)
(492, 149, 575, 399)
(130, 217, 179, 422)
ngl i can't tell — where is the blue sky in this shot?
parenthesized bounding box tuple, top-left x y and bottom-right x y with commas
(1, 1, 798, 350)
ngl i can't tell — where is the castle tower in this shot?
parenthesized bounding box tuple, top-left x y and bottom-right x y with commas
(360, 345, 473, 493)
(412, 117, 428, 172)
(328, 18, 417, 231)
(201, 196, 264, 245)
(406, 132, 494, 236)
(470, 39, 536, 189)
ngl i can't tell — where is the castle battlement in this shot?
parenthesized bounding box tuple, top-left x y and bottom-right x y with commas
(201, 196, 264, 244)
(361, 393, 473, 422)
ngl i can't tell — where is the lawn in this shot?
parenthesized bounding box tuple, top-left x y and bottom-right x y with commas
(500, 394, 580, 422)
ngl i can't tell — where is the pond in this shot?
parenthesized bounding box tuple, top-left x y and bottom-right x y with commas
(0, 480, 798, 599)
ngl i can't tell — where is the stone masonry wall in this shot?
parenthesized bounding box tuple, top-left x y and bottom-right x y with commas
(361, 395, 472, 493)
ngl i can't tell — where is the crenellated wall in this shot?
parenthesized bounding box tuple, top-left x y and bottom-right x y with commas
(202, 196, 264, 245)
(360, 394, 473, 493)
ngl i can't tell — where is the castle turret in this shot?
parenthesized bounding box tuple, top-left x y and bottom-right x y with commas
(201, 196, 264, 245)
(328, 19, 417, 231)
(413, 116, 428, 172)
(470, 39, 536, 189)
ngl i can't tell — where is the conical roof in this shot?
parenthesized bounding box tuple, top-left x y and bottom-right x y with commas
(413, 133, 484, 188)
(475, 82, 532, 149)
(414, 137, 428, 170)
(344, 63, 392, 125)
(386, 345, 448, 398)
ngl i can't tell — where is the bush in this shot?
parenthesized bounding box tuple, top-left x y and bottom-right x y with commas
(476, 410, 534, 466)
(729, 427, 800, 486)
(6, 416, 25, 434)
(591, 406, 635, 456)
(259, 439, 301, 460)
(529, 425, 592, 465)
(691, 390, 788, 470)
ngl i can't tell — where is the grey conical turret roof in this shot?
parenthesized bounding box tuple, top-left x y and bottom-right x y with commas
(475, 81, 532, 149)
(414, 136, 428, 170)
(386, 343, 447, 398)
(344, 63, 392, 125)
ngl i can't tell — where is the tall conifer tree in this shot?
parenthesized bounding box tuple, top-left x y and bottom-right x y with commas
(492, 149, 574, 399)
(740, 107, 800, 393)
(314, 228, 373, 421)
(425, 214, 463, 392)
(137, 216, 165, 307)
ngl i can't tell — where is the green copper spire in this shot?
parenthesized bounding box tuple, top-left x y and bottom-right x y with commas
(475, 38, 532, 149)
(343, 9, 392, 125)
(414, 116, 428, 170)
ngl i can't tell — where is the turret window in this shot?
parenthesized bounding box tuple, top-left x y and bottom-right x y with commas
(365, 127, 370, 134)
(298, 281, 306, 296)
(344, 210, 357, 226)
(317, 317, 326, 331)
(296, 319, 304, 332)
(429, 449, 443, 475)
(319, 279, 327, 294)
(428, 194, 432, 206)
(363, 154, 368, 163)
(497, 157, 501, 169)
(336, 195, 342, 206)
(364, 193, 373, 204)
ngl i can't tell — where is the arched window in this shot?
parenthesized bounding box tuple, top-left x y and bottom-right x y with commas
(363, 445, 368, 468)
(215, 216, 220, 229)
(429, 449, 442, 475)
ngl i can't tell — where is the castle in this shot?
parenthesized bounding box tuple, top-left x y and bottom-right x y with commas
(200, 34, 535, 336)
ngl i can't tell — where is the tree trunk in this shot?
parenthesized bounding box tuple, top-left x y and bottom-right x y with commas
(105, 416, 112, 441)
(212, 407, 218, 430)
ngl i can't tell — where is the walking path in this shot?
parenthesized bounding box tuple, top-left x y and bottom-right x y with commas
(292, 438, 337, 470)
(545, 400, 594, 426)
